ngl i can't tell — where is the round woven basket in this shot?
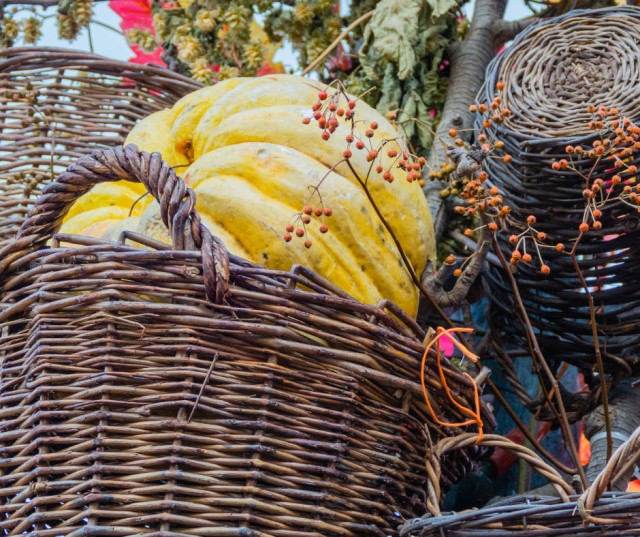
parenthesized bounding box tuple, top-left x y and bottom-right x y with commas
(0, 46, 202, 246)
(400, 425, 640, 536)
(478, 7, 640, 376)
(0, 145, 495, 537)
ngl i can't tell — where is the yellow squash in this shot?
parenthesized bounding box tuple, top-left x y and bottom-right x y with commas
(60, 75, 436, 317)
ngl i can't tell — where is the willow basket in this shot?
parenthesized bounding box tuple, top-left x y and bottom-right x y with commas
(400, 425, 640, 536)
(0, 145, 495, 537)
(479, 7, 640, 377)
(0, 46, 202, 246)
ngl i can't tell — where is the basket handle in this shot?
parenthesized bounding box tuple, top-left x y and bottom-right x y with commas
(578, 423, 640, 524)
(425, 433, 573, 516)
(0, 145, 230, 303)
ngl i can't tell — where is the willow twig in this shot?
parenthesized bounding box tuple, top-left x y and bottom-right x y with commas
(570, 233, 612, 460)
(301, 10, 374, 75)
(492, 234, 588, 487)
(344, 158, 457, 328)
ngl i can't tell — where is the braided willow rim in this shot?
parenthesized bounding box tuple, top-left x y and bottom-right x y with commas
(400, 425, 640, 536)
(0, 46, 202, 246)
(478, 7, 640, 374)
(0, 146, 495, 537)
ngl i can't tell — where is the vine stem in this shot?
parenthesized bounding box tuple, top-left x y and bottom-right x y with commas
(492, 234, 588, 487)
(301, 10, 374, 76)
(343, 158, 456, 329)
(485, 376, 579, 475)
(569, 232, 612, 460)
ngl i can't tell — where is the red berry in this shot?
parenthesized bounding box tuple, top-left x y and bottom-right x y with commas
(383, 171, 393, 182)
(304, 240, 312, 248)
(348, 100, 356, 109)
(365, 129, 374, 138)
(555, 243, 564, 252)
(302, 215, 311, 224)
(376, 165, 383, 173)
(370, 121, 378, 130)
(346, 134, 354, 143)
(296, 228, 304, 237)
(286, 224, 294, 232)
(579, 222, 589, 233)
(328, 103, 337, 111)
(283, 233, 292, 242)
(527, 215, 536, 225)
(387, 149, 398, 158)
(319, 224, 328, 233)
(356, 141, 365, 150)
(302, 117, 311, 125)
(522, 253, 532, 263)
(343, 149, 352, 158)
(318, 91, 327, 100)
(509, 235, 518, 244)
(303, 205, 313, 215)
(324, 208, 332, 216)
(541, 264, 550, 275)
(321, 131, 330, 141)
(336, 108, 344, 117)
(453, 268, 462, 277)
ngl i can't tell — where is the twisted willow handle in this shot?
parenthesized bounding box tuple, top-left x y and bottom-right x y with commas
(426, 433, 573, 516)
(0, 144, 230, 303)
(578, 423, 640, 524)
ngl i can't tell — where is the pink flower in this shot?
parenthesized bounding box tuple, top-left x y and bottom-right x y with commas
(109, 0, 166, 66)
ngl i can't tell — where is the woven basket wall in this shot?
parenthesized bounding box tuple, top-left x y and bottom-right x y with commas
(0, 49, 496, 536)
(400, 427, 640, 537)
(479, 7, 640, 376)
(0, 47, 202, 246)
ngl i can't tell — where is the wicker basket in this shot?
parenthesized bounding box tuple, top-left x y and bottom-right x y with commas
(400, 425, 640, 536)
(0, 145, 495, 536)
(0, 46, 202, 246)
(478, 7, 640, 376)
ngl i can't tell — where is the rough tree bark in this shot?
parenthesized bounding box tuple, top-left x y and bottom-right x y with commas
(584, 380, 640, 489)
(422, 0, 535, 241)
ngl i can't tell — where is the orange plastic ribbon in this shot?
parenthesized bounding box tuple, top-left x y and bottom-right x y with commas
(420, 327, 484, 443)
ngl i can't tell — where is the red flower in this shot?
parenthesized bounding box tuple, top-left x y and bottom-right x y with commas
(109, 0, 166, 65)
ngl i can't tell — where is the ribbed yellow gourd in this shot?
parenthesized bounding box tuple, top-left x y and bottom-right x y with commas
(59, 74, 435, 317)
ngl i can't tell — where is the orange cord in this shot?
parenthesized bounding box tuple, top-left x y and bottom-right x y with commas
(420, 327, 484, 443)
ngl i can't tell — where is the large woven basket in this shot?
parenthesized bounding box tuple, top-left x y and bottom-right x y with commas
(0, 145, 495, 537)
(400, 425, 640, 536)
(478, 7, 640, 377)
(0, 46, 202, 246)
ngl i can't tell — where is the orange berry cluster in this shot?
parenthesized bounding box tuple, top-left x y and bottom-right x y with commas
(283, 205, 333, 248)
(287, 82, 427, 247)
(302, 87, 356, 141)
(550, 105, 640, 235)
(506, 214, 563, 274)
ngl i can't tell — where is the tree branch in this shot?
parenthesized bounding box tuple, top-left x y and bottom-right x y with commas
(422, 0, 509, 241)
(493, 17, 539, 44)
